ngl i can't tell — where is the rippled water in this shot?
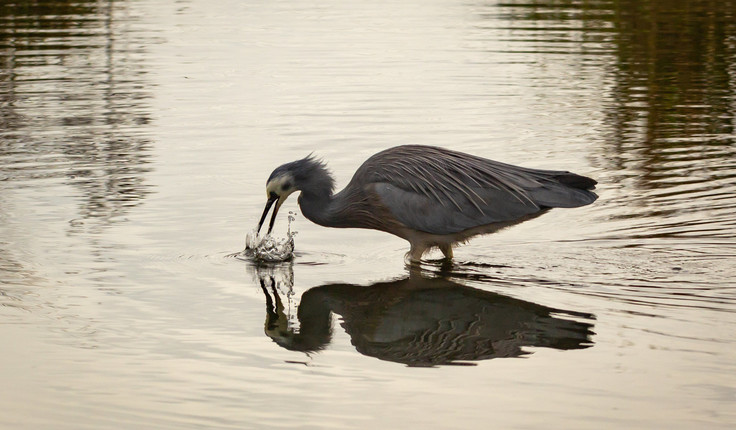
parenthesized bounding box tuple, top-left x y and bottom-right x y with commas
(1, 0, 735, 428)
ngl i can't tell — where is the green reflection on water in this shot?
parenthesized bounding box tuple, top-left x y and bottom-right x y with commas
(496, 0, 736, 239)
(0, 1, 154, 227)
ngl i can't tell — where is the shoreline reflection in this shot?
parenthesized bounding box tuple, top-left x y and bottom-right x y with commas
(256, 266, 595, 367)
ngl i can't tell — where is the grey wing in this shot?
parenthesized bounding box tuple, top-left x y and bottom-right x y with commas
(373, 182, 543, 235)
(362, 145, 597, 235)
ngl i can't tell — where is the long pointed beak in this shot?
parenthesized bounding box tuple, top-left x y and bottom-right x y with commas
(257, 193, 279, 235)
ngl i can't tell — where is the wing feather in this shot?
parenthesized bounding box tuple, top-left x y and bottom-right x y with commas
(349, 145, 597, 235)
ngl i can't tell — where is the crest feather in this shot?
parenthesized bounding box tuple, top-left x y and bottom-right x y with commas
(268, 154, 335, 196)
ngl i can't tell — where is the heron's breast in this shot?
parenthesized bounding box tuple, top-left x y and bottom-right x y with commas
(346, 186, 407, 235)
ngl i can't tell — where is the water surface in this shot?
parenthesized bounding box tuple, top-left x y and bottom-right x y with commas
(1, 0, 735, 428)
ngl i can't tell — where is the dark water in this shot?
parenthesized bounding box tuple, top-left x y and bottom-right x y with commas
(1, 1, 735, 428)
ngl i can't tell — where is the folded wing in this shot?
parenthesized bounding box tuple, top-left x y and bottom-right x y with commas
(358, 145, 597, 235)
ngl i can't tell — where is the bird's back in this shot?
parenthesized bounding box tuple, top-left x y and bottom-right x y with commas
(349, 145, 597, 235)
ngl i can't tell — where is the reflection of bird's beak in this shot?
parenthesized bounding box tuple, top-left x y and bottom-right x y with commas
(257, 193, 280, 235)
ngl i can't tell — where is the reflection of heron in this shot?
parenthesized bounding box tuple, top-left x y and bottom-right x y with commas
(257, 145, 597, 261)
(259, 272, 595, 367)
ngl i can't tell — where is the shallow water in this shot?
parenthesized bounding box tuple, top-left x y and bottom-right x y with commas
(1, 0, 735, 428)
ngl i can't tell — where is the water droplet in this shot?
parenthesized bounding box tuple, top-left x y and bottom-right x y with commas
(241, 226, 297, 263)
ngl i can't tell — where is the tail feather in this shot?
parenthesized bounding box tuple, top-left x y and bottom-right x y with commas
(529, 172, 599, 209)
(554, 172, 597, 190)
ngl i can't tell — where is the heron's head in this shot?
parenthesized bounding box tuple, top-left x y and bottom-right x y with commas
(257, 155, 334, 235)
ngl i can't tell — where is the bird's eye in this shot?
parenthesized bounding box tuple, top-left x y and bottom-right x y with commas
(282, 182, 292, 191)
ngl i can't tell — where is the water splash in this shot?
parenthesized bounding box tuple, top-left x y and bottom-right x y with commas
(240, 212, 297, 262)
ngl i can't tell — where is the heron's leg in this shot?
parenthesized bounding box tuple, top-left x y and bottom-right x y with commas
(407, 243, 426, 263)
(439, 244, 454, 260)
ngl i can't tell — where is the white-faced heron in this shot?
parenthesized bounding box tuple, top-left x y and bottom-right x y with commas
(257, 145, 597, 261)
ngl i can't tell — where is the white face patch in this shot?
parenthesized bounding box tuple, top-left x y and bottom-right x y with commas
(266, 174, 297, 208)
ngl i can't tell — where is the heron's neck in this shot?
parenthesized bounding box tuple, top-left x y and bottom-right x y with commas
(298, 190, 346, 228)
